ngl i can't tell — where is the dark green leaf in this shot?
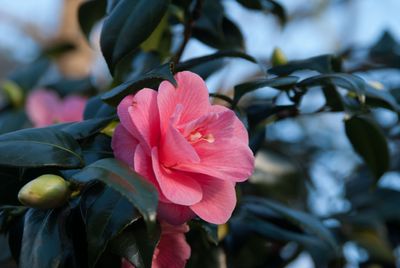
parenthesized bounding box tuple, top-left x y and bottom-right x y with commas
(101, 64, 175, 106)
(0, 110, 28, 135)
(231, 213, 333, 266)
(233, 76, 299, 107)
(100, 0, 169, 73)
(0, 128, 84, 168)
(236, 0, 286, 25)
(243, 197, 338, 252)
(44, 77, 95, 97)
(176, 50, 257, 72)
(110, 220, 161, 268)
(365, 85, 400, 112)
(321, 84, 344, 111)
(81, 183, 140, 268)
(84, 95, 116, 120)
(78, 0, 107, 41)
(71, 158, 158, 225)
(81, 134, 113, 166)
(0, 206, 27, 233)
(190, 219, 218, 245)
(344, 115, 389, 179)
(298, 73, 366, 99)
(60, 116, 116, 140)
(9, 58, 50, 92)
(369, 31, 400, 68)
(19, 207, 78, 268)
(268, 54, 342, 75)
(193, 16, 244, 50)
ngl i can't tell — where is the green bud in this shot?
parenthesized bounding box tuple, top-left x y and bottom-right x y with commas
(271, 47, 288, 66)
(101, 121, 119, 137)
(1, 80, 24, 108)
(18, 174, 71, 209)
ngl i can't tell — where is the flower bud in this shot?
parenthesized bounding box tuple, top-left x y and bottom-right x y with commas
(18, 174, 71, 209)
(271, 47, 288, 66)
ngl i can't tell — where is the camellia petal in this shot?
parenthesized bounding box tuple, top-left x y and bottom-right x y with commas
(190, 175, 236, 224)
(157, 203, 196, 226)
(152, 148, 203, 206)
(127, 88, 160, 153)
(26, 89, 60, 127)
(157, 71, 210, 134)
(26, 89, 87, 127)
(112, 124, 138, 167)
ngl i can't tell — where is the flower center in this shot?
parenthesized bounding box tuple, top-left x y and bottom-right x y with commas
(188, 131, 215, 144)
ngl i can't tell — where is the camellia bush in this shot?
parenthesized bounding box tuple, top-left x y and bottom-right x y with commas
(0, 0, 400, 267)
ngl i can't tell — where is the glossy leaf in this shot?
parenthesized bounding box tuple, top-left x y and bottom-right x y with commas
(60, 116, 116, 140)
(80, 183, 140, 268)
(345, 115, 389, 179)
(243, 197, 338, 252)
(233, 76, 299, 107)
(84, 95, 116, 120)
(19, 207, 78, 268)
(101, 64, 175, 106)
(110, 220, 161, 268)
(0, 128, 84, 168)
(268, 54, 341, 75)
(236, 0, 286, 25)
(78, 0, 107, 41)
(298, 73, 366, 99)
(100, 0, 169, 73)
(71, 158, 158, 225)
(9, 58, 50, 92)
(0, 110, 28, 135)
(176, 50, 257, 72)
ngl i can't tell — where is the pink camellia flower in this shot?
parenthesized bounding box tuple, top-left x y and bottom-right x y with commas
(26, 89, 87, 127)
(112, 71, 254, 225)
(121, 222, 190, 268)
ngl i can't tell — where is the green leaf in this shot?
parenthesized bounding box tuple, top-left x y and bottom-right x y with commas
(236, 0, 286, 25)
(364, 85, 400, 112)
(81, 134, 113, 166)
(0, 110, 28, 135)
(19, 207, 79, 268)
(60, 116, 116, 140)
(78, 0, 107, 41)
(100, 0, 169, 73)
(9, 58, 50, 92)
(176, 50, 257, 72)
(71, 158, 158, 226)
(268, 54, 342, 75)
(101, 64, 175, 106)
(0, 206, 27, 233)
(81, 183, 140, 268)
(84, 95, 116, 120)
(233, 76, 299, 107)
(298, 73, 366, 100)
(243, 197, 339, 252)
(321, 84, 344, 111)
(344, 115, 390, 179)
(232, 213, 333, 266)
(0, 128, 84, 168)
(110, 220, 161, 268)
(190, 219, 218, 245)
(193, 16, 244, 50)
(44, 77, 94, 97)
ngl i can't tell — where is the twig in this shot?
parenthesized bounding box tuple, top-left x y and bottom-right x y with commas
(173, 0, 203, 64)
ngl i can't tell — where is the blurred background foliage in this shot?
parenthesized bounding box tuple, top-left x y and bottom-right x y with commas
(0, 0, 400, 267)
